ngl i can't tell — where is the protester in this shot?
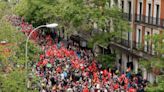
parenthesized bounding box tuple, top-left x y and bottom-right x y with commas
(8, 15, 147, 92)
(31, 36, 147, 92)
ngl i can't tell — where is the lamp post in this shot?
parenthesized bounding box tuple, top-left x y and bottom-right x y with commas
(25, 23, 58, 90)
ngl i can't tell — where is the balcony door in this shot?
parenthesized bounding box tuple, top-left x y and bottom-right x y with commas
(144, 31, 151, 52)
(148, 3, 152, 24)
(121, 0, 124, 13)
(136, 29, 142, 48)
(128, 1, 131, 21)
(139, 2, 142, 21)
(155, 4, 160, 25)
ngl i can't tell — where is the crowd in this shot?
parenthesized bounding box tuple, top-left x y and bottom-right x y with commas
(7, 15, 147, 92)
(30, 36, 147, 92)
(7, 15, 39, 41)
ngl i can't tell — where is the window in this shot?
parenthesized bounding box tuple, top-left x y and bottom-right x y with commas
(138, 29, 141, 44)
(148, 4, 151, 23)
(139, 2, 142, 21)
(122, 1, 124, 12)
(128, 32, 130, 47)
(128, 1, 131, 21)
(147, 32, 150, 52)
(136, 29, 142, 48)
(156, 5, 160, 24)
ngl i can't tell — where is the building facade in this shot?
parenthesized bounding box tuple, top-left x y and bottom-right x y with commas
(109, 0, 164, 83)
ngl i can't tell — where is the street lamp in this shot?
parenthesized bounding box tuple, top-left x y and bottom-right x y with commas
(25, 23, 58, 89)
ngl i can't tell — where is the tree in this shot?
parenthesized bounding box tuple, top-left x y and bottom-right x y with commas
(15, 0, 130, 38)
(14, 1, 131, 74)
(0, 16, 42, 89)
(146, 75, 164, 91)
(139, 33, 164, 91)
(96, 54, 116, 69)
(141, 33, 164, 71)
(0, 1, 10, 19)
(0, 4, 42, 91)
(0, 68, 38, 92)
(14, 0, 58, 27)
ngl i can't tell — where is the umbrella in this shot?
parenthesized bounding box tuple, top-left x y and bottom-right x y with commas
(46, 63, 52, 68)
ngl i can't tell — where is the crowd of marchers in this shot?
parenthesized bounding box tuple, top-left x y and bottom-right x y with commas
(30, 36, 148, 92)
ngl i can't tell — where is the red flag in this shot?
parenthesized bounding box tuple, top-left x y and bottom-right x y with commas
(113, 83, 119, 90)
(82, 87, 89, 92)
(37, 61, 42, 66)
(56, 67, 62, 73)
(103, 69, 108, 76)
(50, 58, 54, 64)
(42, 59, 48, 65)
(128, 87, 136, 92)
(46, 51, 51, 57)
(124, 78, 129, 84)
(40, 54, 44, 60)
(81, 66, 85, 71)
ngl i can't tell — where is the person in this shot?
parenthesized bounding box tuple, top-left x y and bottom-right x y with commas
(83, 86, 89, 92)
(25, 31, 148, 92)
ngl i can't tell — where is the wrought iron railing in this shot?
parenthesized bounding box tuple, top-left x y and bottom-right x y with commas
(123, 13, 132, 21)
(112, 37, 154, 55)
(135, 14, 164, 28)
(112, 37, 131, 48)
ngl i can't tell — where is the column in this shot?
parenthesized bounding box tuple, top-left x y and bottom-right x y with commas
(142, 68, 147, 79)
(122, 53, 128, 72)
(147, 72, 155, 83)
(133, 58, 139, 73)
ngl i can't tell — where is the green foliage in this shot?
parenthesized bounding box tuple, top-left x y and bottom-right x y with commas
(96, 54, 116, 69)
(139, 58, 164, 72)
(0, 19, 41, 91)
(88, 7, 131, 48)
(11, 41, 42, 65)
(88, 32, 110, 48)
(151, 33, 164, 55)
(15, 0, 130, 38)
(146, 75, 164, 91)
(0, 18, 41, 64)
(139, 59, 152, 72)
(0, 68, 38, 92)
(0, 0, 43, 91)
(0, 1, 10, 19)
(0, 10, 42, 92)
(140, 33, 164, 91)
(0, 19, 23, 43)
(145, 33, 164, 56)
(15, 0, 56, 26)
(0, 68, 26, 92)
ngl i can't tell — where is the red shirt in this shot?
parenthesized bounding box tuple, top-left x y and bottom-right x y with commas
(83, 87, 89, 92)
(113, 83, 119, 90)
(128, 87, 136, 92)
(103, 69, 108, 76)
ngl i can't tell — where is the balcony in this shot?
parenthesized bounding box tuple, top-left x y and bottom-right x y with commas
(135, 14, 164, 28)
(112, 37, 131, 48)
(123, 13, 132, 21)
(110, 37, 154, 58)
(132, 41, 153, 54)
